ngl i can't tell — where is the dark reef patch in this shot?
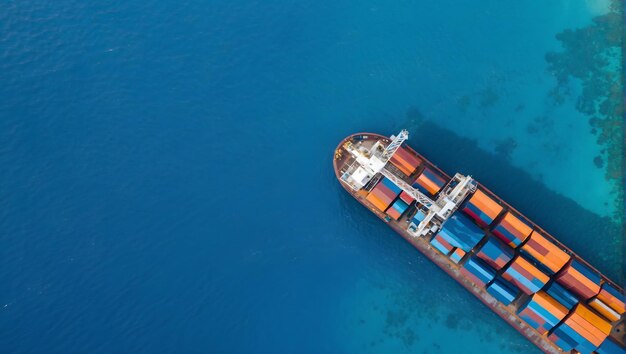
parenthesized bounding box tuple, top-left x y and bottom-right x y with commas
(545, 0, 623, 215)
(478, 87, 499, 109)
(594, 156, 604, 168)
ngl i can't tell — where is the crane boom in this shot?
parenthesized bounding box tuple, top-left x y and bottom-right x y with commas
(380, 129, 408, 162)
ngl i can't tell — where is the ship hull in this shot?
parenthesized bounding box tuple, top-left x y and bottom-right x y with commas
(333, 132, 624, 354)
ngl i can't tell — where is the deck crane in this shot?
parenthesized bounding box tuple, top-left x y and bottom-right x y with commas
(340, 129, 477, 238)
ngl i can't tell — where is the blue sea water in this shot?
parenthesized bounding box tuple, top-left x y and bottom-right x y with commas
(1, 1, 622, 353)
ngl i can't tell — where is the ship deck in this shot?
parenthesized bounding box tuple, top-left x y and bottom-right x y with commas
(333, 132, 625, 354)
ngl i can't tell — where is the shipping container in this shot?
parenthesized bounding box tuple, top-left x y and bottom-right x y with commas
(502, 255, 549, 295)
(596, 283, 625, 316)
(386, 207, 401, 220)
(390, 147, 421, 176)
(391, 199, 408, 214)
(462, 189, 503, 227)
(399, 191, 415, 205)
(556, 259, 601, 300)
(386, 199, 408, 221)
(517, 291, 568, 334)
(545, 281, 578, 310)
(549, 303, 611, 352)
(381, 177, 402, 195)
(476, 236, 514, 270)
(589, 298, 620, 323)
(436, 212, 485, 252)
(430, 234, 454, 256)
(460, 256, 496, 287)
(374, 183, 398, 204)
(413, 167, 446, 196)
(520, 231, 570, 274)
(492, 212, 533, 248)
(596, 337, 625, 354)
(449, 248, 465, 264)
(549, 322, 596, 353)
(366, 191, 389, 212)
(487, 277, 519, 305)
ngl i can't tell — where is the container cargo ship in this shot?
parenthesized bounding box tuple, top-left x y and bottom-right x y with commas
(333, 130, 625, 354)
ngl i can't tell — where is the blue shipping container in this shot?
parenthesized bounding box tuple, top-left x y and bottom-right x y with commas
(437, 213, 485, 252)
(391, 199, 408, 214)
(596, 337, 625, 354)
(546, 282, 578, 310)
(463, 257, 496, 285)
(487, 278, 518, 305)
(381, 177, 402, 195)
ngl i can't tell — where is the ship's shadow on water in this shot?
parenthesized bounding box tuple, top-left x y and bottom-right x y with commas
(405, 119, 623, 282)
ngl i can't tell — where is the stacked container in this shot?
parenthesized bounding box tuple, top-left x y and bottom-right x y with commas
(517, 291, 568, 334)
(381, 177, 402, 195)
(461, 256, 496, 287)
(462, 190, 503, 227)
(399, 191, 415, 205)
(390, 146, 421, 176)
(548, 303, 612, 353)
(555, 259, 601, 300)
(596, 337, 625, 354)
(430, 234, 454, 256)
(521, 231, 570, 274)
(487, 277, 519, 305)
(365, 178, 400, 212)
(476, 237, 514, 270)
(461, 257, 496, 286)
(386, 199, 408, 220)
(595, 283, 625, 316)
(449, 248, 466, 264)
(436, 213, 485, 252)
(545, 282, 579, 310)
(502, 255, 549, 295)
(492, 212, 533, 248)
(413, 167, 446, 196)
(589, 283, 625, 323)
(589, 298, 621, 323)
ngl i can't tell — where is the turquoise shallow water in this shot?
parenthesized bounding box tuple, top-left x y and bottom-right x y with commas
(1, 0, 622, 353)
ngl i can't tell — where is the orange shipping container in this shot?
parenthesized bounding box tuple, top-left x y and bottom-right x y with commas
(469, 190, 502, 219)
(366, 192, 389, 212)
(521, 231, 570, 273)
(596, 283, 625, 315)
(589, 298, 620, 323)
(571, 303, 612, 335)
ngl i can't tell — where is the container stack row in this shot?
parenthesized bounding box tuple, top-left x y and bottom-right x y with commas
(365, 178, 398, 212)
(548, 303, 612, 353)
(555, 259, 601, 300)
(452, 187, 625, 353)
(389, 146, 421, 176)
(413, 167, 446, 196)
(487, 277, 519, 305)
(460, 256, 496, 287)
(520, 231, 570, 274)
(462, 190, 503, 227)
(492, 212, 532, 248)
(435, 213, 485, 252)
(589, 283, 625, 323)
(502, 255, 550, 295)
(517, 291, 568, 334)
(386, 199, 409, 220)
(476, 237, 514, 270)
